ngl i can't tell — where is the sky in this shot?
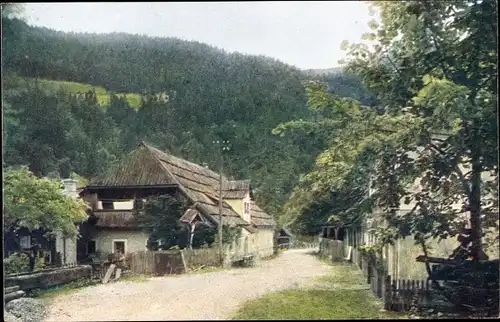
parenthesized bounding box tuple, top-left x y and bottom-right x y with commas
(23, 2, 376, 70)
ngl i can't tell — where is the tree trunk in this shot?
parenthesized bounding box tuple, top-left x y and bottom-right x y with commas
(469, 147, 486, 260)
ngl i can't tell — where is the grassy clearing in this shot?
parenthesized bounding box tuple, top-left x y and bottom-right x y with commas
(23, 77, 143, 109)
(232, 260, 405, 320)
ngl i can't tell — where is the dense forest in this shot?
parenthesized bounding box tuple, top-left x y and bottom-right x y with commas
(2, 17, 373, 219)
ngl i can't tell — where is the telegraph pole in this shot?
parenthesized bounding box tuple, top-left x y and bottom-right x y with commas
(213, 140, 230, 265)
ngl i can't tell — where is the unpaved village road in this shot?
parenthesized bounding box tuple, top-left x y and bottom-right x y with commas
(44, 249, 330, 321)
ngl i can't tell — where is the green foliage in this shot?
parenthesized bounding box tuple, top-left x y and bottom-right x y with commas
(276, 0, 498, 263)
(1, 3, 24, 19)
(32, 77, 143, 108)
(5, 252, 30, 274)
(3, 167, 88, 237)
(214, 225, 242, 246)
(1, 17, 371, 223)
(135, 195, 189, 249)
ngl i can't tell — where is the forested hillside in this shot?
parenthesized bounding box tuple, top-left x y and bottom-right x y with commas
(2, 17, 372, 218)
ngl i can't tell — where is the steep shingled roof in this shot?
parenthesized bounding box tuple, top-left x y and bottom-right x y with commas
(250, 202, 276, 228)
(88, 142, 251, 228)
(93, 211, 138, 229)
(221, 180, 252, 199)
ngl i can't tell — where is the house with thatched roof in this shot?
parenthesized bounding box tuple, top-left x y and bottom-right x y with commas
(77, 142, 276, 262)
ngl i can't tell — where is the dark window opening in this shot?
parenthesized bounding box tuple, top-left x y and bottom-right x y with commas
(102, 201, 114, 210)
(337, 227, 345, 241)
(113, 241, 126, 255)
(134, 199, 144, 210)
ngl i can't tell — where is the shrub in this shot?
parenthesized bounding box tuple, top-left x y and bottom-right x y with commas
(5, 252, 30, 274)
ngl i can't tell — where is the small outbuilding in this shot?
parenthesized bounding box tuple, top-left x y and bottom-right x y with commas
(277, 227, 294, 249)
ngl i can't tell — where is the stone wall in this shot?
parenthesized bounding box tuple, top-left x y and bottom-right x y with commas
(5, 266, 92, 291)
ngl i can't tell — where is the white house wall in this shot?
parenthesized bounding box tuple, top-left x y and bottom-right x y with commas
(224, 191, 252, 224)
(93, 230, 149, 255)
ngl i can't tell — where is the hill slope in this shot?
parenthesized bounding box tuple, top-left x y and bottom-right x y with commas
(2, 18, 372, 217)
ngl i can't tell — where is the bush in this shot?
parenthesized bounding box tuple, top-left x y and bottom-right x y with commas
(5, 252, 30, 274)
(35, 256, 46, 270)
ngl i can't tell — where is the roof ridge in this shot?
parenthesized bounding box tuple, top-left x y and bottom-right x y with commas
(142, 143, 194, 200)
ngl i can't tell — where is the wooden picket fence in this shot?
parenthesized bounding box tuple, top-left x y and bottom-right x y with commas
(323, 241, 435, 313)
(357, 253, 435, 313)
(384, 275, 432, 312)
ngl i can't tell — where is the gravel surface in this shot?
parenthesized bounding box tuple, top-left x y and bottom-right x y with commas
(44, 249, 329, 321)
(5, 298, 47, 322)
(4, 311, 22, 322)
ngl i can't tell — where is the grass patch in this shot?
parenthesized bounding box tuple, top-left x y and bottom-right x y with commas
(233, 258, 405, 320)
(29, 278, 100, 299)
(22, 77, 143, 109)
(314, 263, 366, 286)
(233, 289, 399, 320)
(30, 274, 149, 299)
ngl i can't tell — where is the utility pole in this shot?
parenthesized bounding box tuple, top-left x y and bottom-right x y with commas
(213, 140, 230, 265)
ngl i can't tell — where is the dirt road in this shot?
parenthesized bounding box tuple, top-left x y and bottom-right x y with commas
(44, 249, 330, 321)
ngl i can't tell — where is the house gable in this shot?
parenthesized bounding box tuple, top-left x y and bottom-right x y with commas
(85, 142, 253, 230)
(88, 143, 178, 188)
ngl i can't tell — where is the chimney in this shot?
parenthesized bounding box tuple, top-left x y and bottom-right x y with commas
(61, 179, 78, 199)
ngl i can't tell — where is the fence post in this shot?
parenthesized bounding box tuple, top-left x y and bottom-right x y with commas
(403, 280, 408, 311)
(384, 275, 391, 310)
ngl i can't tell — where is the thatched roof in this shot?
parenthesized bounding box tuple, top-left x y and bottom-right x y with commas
(93, 211, 139, 229)
(88, 142, 251, 229)
(221, 180, 252, 199)
(250, 202, 276, 228)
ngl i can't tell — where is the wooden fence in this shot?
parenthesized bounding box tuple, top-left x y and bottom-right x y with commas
(182, 248, 220, 269)
(322, 239, 435, 313)
(384, 275, 432, 312)
(291, 241, 319, 249)
(357, 251, 434, 313)
(124, 250, 186, 275)
(319, 239, 343, 262)
(126, 251, 156, 275)
(122, 248, 224, 276)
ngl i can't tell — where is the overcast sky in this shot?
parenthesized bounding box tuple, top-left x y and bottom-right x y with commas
(23, 2, 376, 70)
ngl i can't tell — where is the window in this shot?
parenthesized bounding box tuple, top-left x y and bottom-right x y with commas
(19, 235, 31, 249)
(244, 202, 250, 214)
(102, 201, 114, 210)
(87, 240, 96, 254)
(112, 240, 127, 255)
